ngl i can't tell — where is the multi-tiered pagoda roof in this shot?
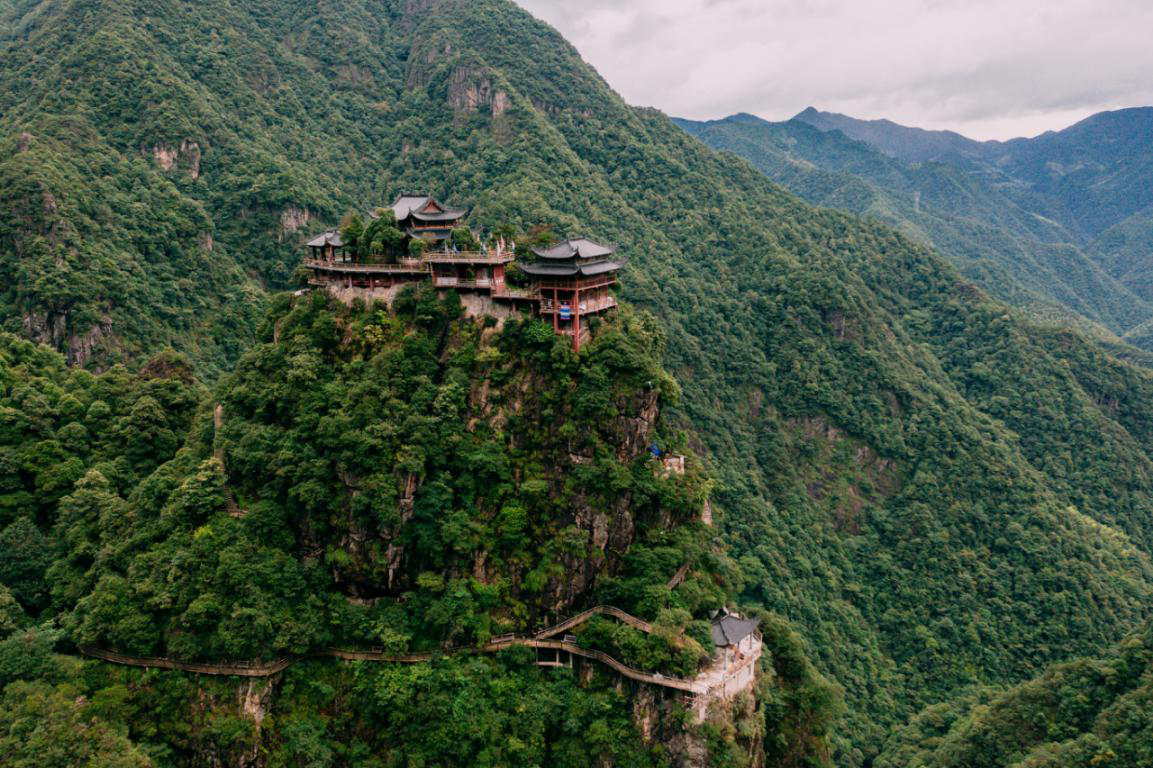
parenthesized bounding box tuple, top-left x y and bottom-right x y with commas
(389, 194, 469, 242)
(522, 239, 626, 277)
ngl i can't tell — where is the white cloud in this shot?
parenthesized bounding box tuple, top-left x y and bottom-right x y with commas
(513, 0, 1153, 140)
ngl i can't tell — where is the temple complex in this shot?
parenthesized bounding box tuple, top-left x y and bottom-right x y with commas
(303, 197, 624, 351)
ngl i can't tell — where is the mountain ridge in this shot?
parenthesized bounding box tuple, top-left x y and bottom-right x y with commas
(3, 1, 1153, 765)
(675, 111, 1153, 346)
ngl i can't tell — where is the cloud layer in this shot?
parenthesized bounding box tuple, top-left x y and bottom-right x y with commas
(514, 0, 1153, 140)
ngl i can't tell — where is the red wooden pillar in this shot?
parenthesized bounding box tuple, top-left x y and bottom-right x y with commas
(574, 288, 581, 354)
(553, 287, 559, 333)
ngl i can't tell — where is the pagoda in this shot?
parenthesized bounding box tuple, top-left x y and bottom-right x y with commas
(389, 194, 469, 245)
(521, 239, 624, 352)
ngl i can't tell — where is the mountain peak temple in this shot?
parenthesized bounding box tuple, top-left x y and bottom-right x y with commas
(302, 198, 623, 352)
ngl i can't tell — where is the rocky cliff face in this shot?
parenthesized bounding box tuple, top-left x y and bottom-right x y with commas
(150, 139, 202, 178)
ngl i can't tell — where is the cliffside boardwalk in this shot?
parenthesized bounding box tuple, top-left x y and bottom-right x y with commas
(80, 605, 761, 719)
(304, 195, 624, 352)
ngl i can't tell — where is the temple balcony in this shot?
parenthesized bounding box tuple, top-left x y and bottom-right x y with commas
(491, 285, 538, 300)
(423, 251, 515, 265)
(305, 259, 429, 274)
(538, 296, 618, 315)
(432, 276, 501, 290)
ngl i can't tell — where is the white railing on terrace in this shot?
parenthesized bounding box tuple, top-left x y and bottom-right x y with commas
(433, 277, 497, 289)
(423, 251, 515, 263)
(538, 297, 618, 315)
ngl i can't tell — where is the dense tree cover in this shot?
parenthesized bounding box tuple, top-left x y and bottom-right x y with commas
(876, 620, 1153, 768)
(1, 0, 1153, 764)
(0, 678, 151, 767)
(0, 293, 835, 765)
(1088, 206, 1153, 308)
(0, 651, 765, 768)
(676, 114, 1153, 346)
(67, 290, 728, 664)
(340, 210, 407, 263)
(0, 114, 266, 374)
(0, 333, 202, 615)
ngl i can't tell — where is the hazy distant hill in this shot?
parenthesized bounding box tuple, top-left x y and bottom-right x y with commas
(790, 108, 1153, 306)
(792, 106, 993, 166)
(676, 112, 1153, 345)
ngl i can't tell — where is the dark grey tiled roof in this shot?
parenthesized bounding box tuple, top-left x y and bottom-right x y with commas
(520, 258, 625, 277)
(307, 230, 344, 248)
(391, 194, 467, 223)
(390, 194, 431, 220)
(531, 239, 616, 260)
(412, 209, 467, 223)
(710, 615, 761, 647)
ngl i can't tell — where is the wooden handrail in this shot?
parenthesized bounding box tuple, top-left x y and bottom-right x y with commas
(666, 563, 692, 590)
(75, 605, 742, 698)
(79, 646, 295, 677)
(422, 251, 514, 264)
(525, 640, 705, 693)
(534, 605, 653, 639)
(79, 638, 708, 694)
(76, 606, 697, 691)
(305, 260, 428, 273)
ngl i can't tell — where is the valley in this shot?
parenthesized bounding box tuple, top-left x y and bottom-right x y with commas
(1, 0, 1152, 765)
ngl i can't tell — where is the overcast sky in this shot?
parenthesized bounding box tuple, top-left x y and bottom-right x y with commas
(514, 0, 1153, 141)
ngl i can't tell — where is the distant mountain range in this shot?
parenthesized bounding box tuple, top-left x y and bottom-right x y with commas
(677, 107, 1153, 352)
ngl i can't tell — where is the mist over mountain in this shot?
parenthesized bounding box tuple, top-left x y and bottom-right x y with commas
(2, 0, 1153, 765)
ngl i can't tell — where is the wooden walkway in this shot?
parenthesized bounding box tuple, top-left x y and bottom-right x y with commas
(77, 605, 710, 695)
(533, 604, 653, 639)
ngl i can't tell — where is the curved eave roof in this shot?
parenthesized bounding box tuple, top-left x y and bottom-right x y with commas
(520, 258, 625, 277)
(411, 208, 468, 223)
(307, 230, 344, 248)
(710, 616, 761, 647)
(391, 194, 469, 223)
(390, 194, 431, 221)
(531, 238, 617, 260)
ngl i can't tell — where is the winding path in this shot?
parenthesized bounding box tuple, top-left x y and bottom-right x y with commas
(78, 605, 711, 695)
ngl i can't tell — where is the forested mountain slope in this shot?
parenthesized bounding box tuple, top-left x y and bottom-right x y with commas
(791, 105, 1153, 234)
(791, 106, 992, 166)
(676, 113, 1153, 347)
(876, 619, 1153, 767)
(1089, 206, 1153, 304)
(2, 0, 1153, 765)
(787, 107, 1153, 337)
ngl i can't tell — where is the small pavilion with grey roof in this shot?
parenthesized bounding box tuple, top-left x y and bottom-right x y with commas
(307, 230, 345, 263)
(707, 610, 762, 699)
(521, 239, 626, 353)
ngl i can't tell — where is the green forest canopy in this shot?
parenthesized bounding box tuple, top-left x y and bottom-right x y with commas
(2, 0, 1153, 764)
